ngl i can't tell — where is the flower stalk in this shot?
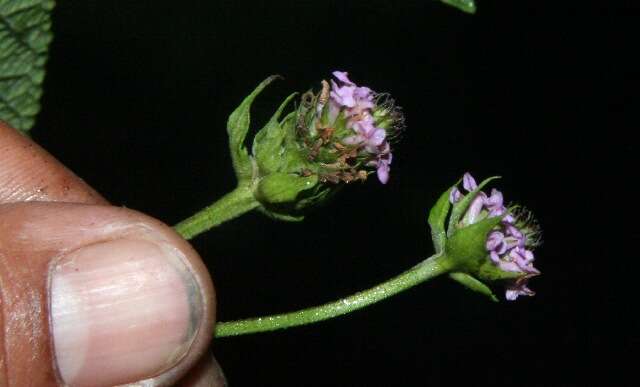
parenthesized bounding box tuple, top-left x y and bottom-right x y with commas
(214, 173, 543, 337)
(215, 253, 452, 337)
(174, 186, 259, 240)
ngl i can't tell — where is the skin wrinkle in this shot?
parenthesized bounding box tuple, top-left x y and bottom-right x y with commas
(0, 123, 106, 205)
(0, 168, 48, 203)
(14, 218, 156, 256)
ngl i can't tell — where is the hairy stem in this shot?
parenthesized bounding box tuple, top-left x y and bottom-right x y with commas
(215, 253, 452, 337)
(174, 185, 258, 239)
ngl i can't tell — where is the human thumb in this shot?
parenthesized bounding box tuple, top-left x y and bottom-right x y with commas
(0, 202, 216, 386)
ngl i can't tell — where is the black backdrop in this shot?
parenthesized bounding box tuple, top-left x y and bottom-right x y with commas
(32, 1, 633, 386)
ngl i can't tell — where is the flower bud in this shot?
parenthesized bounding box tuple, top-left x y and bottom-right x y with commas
(227, 72, 404, 220)
(428, 173, 542, 301)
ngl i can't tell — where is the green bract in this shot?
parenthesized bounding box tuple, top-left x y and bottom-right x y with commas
(226, 77, 339, 221)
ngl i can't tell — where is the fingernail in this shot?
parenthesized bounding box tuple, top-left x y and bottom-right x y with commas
(50, 239, 203, 387)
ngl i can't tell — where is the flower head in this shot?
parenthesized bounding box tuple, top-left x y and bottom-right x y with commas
(449, 173, 541, 300)
(226, 72, 404, 221)
(300, 71, 404, 185)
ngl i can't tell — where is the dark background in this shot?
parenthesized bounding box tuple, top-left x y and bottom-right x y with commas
(33, 1, 634, 386)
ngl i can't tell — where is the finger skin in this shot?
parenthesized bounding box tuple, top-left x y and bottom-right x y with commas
(0, 122, 106, 204)
(0, 123, 220, 386)
(0, 203, 216, 386)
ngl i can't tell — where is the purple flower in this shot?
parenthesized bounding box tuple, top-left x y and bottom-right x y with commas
(505, 278, 536, 301)
(346, 88, 375, 120)
(330, 71, 375, 116)
(486, 231, 507, 254)
(463, 172, 478, 191)
(455, 173, 541, 301)
(463, 193, 487, 225)
(295, 71, 404, 186)
(486, 189, 506, 217)
(376, 152, 392, 184)
(344, 118, 387, 150)
(330, 82, 357, 108)
(332, 71, 354, 85)
(449, 187, 462, 203)
(319, 70, 401, 184)
(486, 188, 503, 207)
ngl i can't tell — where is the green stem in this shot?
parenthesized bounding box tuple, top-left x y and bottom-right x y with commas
(174, 185, 259, 239)
(215, 253, 453, 337)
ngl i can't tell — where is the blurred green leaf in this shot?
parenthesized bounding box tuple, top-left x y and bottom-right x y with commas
(439, 0, 476, 14)
(0, 0, 54, 134)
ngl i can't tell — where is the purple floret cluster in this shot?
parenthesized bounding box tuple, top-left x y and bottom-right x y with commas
(450, 173, 541, 301)
(329, 71, 393, 184)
